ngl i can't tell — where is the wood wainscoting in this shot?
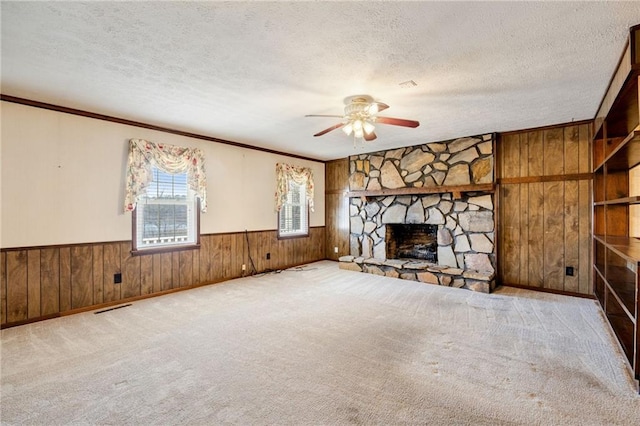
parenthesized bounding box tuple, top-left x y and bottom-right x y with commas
(498, 122, 592, 295)
(0, 227, 325, 327)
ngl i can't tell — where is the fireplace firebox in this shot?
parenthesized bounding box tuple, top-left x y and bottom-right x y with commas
(386, 224, 437, 262)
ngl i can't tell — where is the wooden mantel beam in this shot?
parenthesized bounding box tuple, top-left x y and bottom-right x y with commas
(345, 183, 495, 199)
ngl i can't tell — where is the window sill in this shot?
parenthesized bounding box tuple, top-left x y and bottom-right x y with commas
(131, 243, 200, 256)
(277, 232, 309, 240)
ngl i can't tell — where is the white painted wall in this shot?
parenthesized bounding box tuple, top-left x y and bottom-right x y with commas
(0, 102, 325, 248)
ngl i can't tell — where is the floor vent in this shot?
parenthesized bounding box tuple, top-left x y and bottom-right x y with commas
(94, 303, 132, 314)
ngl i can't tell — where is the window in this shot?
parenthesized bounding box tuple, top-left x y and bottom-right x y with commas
(133, 167, 199, 251)
(124, 139, 206, 253)
(274, 163, 313, 238)
(278, 180, 309, 238)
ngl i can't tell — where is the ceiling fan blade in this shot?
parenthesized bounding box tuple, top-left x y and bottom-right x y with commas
(375, 102, 390, 112)
(364, 131, 377, 142)
(305, 114, 344, 118)
(313, 122, 345, 137)
(376, 116, 420, 128)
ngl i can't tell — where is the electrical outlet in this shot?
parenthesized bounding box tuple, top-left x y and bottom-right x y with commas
(266, 252, 271, 260)
(242, 264, 246, 271)
(334, 246, 338, 253)
(114, 273, 122, 284)
(565, 266, 574, 276)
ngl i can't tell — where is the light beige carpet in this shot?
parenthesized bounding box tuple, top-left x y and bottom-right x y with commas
(1, 260, 639, 425)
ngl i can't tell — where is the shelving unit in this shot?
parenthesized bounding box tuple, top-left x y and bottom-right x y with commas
(592, 24, 640, 390)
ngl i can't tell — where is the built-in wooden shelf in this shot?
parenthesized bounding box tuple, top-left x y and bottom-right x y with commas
(346, 183, 495, 199)
(594, 196, 640, 206)
(594, 130, 640, 172)
(593, 29, 639, 139)
(592, 25, 640, 389)
(594, 235, 640, 262)
(604, 283, 636, 326)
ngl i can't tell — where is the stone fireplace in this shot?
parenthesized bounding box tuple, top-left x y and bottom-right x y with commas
(339, 134, 497, 293)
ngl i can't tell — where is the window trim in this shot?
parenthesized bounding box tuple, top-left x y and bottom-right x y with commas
(131, 198, 201, 256)
(277, 181, 310, 240)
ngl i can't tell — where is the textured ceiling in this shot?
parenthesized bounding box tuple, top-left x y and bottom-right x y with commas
(2, 2, 640, 161)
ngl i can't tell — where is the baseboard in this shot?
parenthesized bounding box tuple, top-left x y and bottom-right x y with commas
(500, 283, 596, 299)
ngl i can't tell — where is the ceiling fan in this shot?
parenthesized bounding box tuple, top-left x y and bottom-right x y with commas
(305, 95, 420, 142)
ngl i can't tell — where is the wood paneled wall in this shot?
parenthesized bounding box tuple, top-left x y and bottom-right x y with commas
(325, 159, 350, 260)
(0, 227, 325, 327)
(498, 123, 592, 295)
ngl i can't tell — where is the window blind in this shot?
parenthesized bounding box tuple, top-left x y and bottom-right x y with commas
(279, 181, 308, 236)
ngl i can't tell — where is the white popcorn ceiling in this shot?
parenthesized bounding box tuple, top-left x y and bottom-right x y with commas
(2, 2, 640, 160)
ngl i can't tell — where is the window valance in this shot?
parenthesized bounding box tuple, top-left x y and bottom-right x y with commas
(275, 163, 314, 212)
(124, 139, 207, 213)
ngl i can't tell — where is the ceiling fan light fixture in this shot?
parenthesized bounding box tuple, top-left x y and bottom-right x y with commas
(307, 94, 419, 143)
